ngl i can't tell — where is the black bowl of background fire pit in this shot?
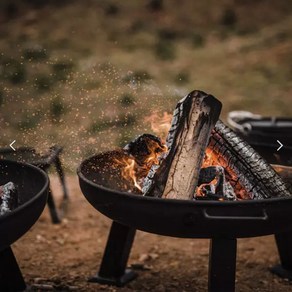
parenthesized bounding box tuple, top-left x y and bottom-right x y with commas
(0, 159, 49, 291)
(78, 153, 292, 239)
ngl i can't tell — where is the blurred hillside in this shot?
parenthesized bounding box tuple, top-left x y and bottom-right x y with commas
(0, 0, 292, 170)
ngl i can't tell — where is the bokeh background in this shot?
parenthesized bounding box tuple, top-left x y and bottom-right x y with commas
(1, 0, 292, 170)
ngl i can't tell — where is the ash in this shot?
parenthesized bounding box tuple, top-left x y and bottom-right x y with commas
(0, 182, 17, 215)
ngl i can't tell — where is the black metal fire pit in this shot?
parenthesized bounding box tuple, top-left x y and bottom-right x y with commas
(0, 146, 69, 224)
(227, 111, 292, 166)
(227, 112, 292, 282)
(0, 160, 49, 291)
(78, 153, 292, 292)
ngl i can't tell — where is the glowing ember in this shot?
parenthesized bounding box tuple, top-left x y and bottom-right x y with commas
(202, 148, 216, 168)
(201, 147, 249, 199)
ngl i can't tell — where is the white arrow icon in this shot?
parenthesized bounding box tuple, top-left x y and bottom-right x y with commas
(276, 140, 283, 151)
(9, 140, 16, 151)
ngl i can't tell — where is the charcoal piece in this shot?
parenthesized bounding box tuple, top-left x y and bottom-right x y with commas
(197, 166, 236, 200)
(143, 90, 222, 199)
(124, 134, 166, 166)
(0, 182, 18, 215)
(198, 166, 220, 185)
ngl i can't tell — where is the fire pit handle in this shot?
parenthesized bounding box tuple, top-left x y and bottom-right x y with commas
(203, 209, 268, 221)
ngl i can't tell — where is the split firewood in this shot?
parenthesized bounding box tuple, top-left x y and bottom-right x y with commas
(143, 90, 222, 199)
(0, 182, 18, 215)
(207, 121, 291, 199)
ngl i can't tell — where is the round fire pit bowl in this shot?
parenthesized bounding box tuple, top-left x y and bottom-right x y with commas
(0, 159, 49, 291)
(78, 153, 292, 239)
(78, 153, 292, 292)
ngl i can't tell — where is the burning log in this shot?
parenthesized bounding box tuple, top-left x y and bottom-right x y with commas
(207, 121, 291, 199)
(124, 133, 167, 179)
(86, 134, 166, 194)
(90, 89, 290, 201)
(143, 90, 222, 199)
(0, 182, 18, 215)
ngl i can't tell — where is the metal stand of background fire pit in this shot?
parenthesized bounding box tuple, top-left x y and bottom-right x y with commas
(91, 221, 238, 292)
(0, 247, 26, 291)
(0, 145, 69, 224)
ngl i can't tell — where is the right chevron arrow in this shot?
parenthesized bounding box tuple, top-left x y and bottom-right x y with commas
(276, 140, 283, 151)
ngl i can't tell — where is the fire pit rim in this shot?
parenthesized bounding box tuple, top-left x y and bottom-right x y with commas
(0, 159, 49, 222)
(78, 154, 292, 238)
(77, 154, 292, 206)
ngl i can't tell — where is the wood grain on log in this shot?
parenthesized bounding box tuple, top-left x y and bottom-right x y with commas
(208, 121, 291, 199)
(143, 90, 222, 199)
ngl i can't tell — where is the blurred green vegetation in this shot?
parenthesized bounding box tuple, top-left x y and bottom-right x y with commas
(119, 93, 136, 107)
(0, 0, 291, 169)
(50, 96, 67, 122)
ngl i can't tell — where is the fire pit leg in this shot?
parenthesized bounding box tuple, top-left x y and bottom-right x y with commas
(208, 238, 237, 292)
(89, 221, 137, 286)
(271, 232, 292, 279)
(47, 188, 61, 224)
(0, 246, 26, 291)
(54, 156, 69, 201)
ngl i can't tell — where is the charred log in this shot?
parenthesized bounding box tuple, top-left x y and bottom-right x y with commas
(124, 134, 167, 178)
(272, 165, 292, 194)
(0, 182, 18, 215)
(143, 90, 222, 199)
(208, 121, 291, 199)
(83, 134, 165, 194)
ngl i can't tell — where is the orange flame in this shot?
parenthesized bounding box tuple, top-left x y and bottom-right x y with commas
(114, 157, 142, 191)
(202, 148, 215, 168)
(116, 110, 247, 200)
(145, 112, 172, 142)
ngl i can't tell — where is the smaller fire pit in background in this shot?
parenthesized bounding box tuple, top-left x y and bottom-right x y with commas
(0, 160, 48, 291)
(0, 145, 69, 223)
(227, 111, 292, 166)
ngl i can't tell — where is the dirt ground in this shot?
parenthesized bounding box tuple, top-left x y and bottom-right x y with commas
(11, 175, 292, 292)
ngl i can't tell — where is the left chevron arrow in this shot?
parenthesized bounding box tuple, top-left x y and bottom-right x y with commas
(9, 140, 16, 151)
